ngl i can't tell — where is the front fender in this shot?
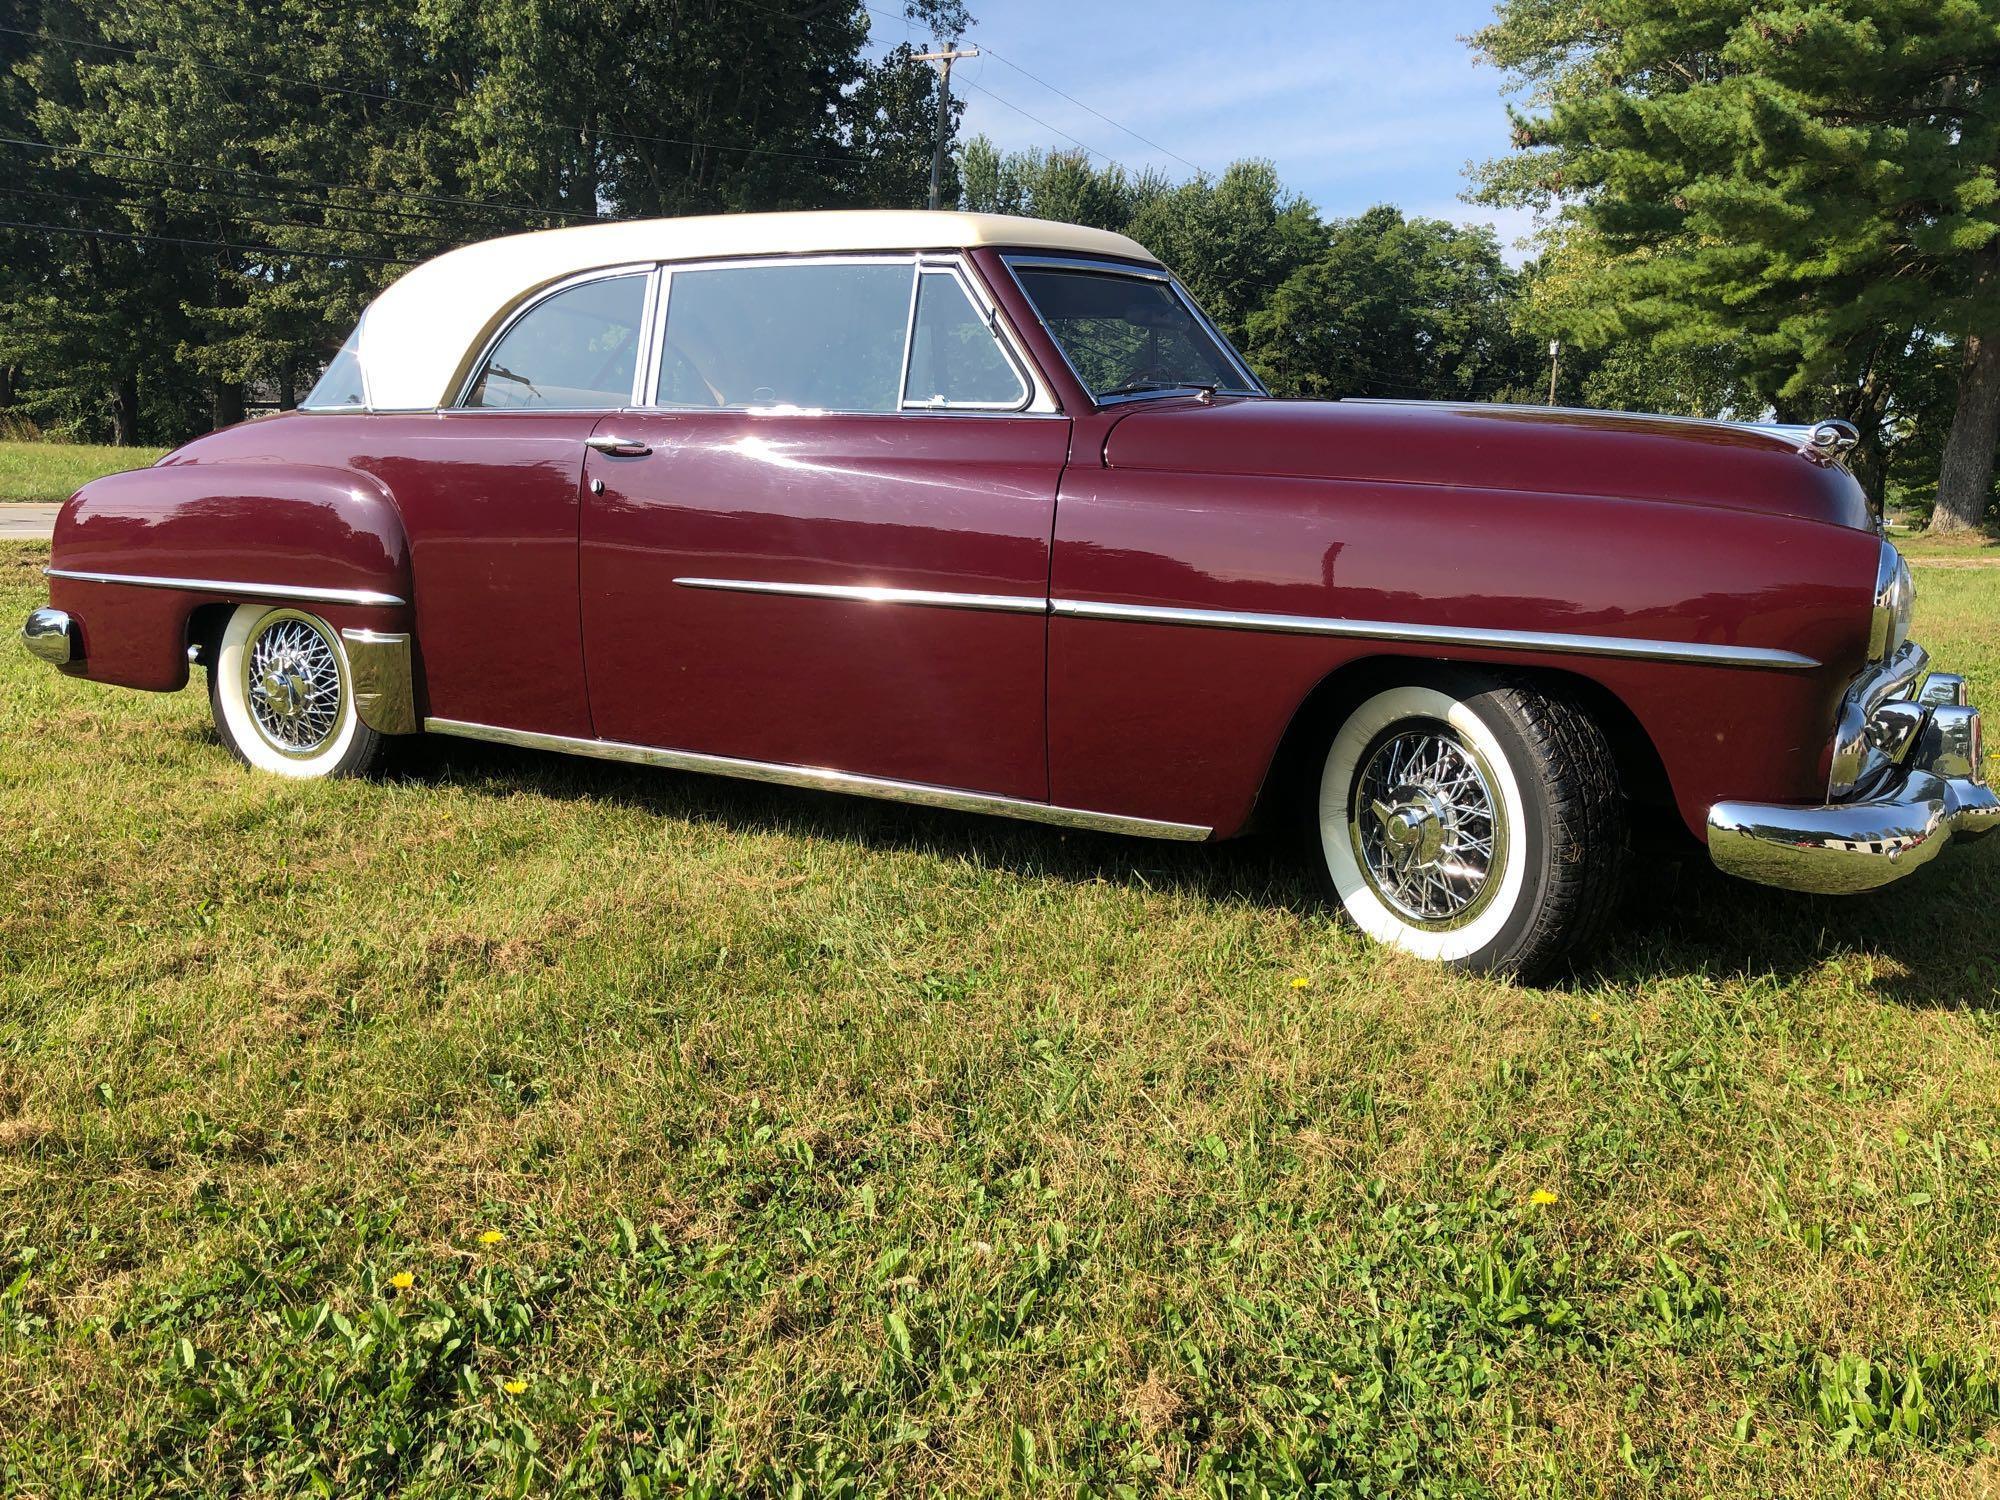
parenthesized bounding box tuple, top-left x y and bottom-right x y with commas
(46, 462, 412, 692)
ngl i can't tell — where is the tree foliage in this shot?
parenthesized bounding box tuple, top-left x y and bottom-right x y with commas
(1472, 0, 2000, 528)
(0, 0, 950, 442)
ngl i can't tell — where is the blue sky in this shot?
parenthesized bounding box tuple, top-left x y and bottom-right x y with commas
(864, 1, 1538, 261)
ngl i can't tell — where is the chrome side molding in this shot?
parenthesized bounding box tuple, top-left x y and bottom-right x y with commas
(422, 718, 1213, 842)
(341, 629, 419, 734)
(674, 577, 1046, 614)
(45, 567, 405, 609)
(668, 575, 1821, 671)
(1050, 598, 1821, 671)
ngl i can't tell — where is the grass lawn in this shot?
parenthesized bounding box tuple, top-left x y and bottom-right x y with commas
(0, 440, 169, 503)
(3, 537, 1999, 1496)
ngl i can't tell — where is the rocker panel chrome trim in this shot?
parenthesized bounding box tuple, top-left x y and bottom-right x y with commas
(45, 567, 405, 609)
(423, 718, 1214, 841)
(1048, 598, 1821, 671)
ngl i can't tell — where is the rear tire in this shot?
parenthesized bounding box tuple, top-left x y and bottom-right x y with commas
(208, 603, 383, 778)
(1314, 673, 1626, 980)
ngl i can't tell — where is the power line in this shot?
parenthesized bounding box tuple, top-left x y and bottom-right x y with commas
(976, 45, 1205, 176)
(0, 217, 419, 266)
(0, 135, 587, 226)
(3, 24, 875, 176)
(852, 3, 1200, 176)
(0, 184, 448, 257)
(959, 78, 1131, 172)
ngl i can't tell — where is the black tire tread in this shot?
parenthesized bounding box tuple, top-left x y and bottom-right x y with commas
(1478, 678, 1629, 980)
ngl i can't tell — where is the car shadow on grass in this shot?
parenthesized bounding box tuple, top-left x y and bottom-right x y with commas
(395, 731, 1321, 899)
(399, 734, 2000, 1007)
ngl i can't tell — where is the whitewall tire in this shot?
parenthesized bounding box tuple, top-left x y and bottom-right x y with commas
(1315, 674, 1626, 980)
(209, 603, 383, 778)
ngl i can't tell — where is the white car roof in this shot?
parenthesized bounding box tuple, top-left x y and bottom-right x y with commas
(357, 210, 1160, 411)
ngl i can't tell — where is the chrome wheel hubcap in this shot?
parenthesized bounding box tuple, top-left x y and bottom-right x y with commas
(243, 614, 343, 755)
(1350, 725, 1505, 929)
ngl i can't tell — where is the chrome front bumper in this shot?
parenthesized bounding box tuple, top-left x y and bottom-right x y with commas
(20, 607, 78, 667)
(1710, 648, 1996, 895)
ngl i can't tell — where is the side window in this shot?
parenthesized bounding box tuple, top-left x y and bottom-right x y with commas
(464, 273, 646, 409)
(903, 272, 1028, 408)
(654, 262, 912, 412)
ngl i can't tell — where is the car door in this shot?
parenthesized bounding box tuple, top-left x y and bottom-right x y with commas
(395, 266, 654, 738)
(578, 255, 1068, 802)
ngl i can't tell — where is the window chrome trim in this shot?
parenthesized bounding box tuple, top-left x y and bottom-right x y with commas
(660, 574, 1819, 671)
(451, 263, 658, 412)
(423, 717, 1213, 841)
(1000, 253, 1268, 405)
(46, 567, 405, 608)
(642, 251, 1051, 416)
(674, 576, 1045, 614)
(901, 265, 1034, 412)
(1048, 598, 1821, 671)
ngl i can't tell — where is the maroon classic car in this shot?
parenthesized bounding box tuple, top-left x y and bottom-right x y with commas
(20, 210, 1995, 977)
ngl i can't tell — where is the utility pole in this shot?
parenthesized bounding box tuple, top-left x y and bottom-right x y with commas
(1546, 339, 1561, 406)
(913, 44, 979, 211)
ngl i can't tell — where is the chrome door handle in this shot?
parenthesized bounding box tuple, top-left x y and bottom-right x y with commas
(586, 434, 652, 457)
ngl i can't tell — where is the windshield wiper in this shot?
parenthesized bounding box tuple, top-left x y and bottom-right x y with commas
(1095, 379, 1219, 400)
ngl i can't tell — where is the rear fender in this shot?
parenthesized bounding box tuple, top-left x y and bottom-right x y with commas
(46, 462, 413, 696)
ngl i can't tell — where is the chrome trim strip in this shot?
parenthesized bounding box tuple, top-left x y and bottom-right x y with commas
(1048, 598, 1821, 671)
(668, 577, 1821, 668)
(45, 568, 405, 608)
(673, 577, 1046, 614)
(422, 718, 1213, 841)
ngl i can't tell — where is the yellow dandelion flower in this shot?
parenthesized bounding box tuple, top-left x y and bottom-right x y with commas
(503, 1380, 528, 1395)
(1289, 976, 1311, 990)
(478, 1230, 507, 1246)
(1588, 1010, 1605, 1024)
(1529, 1189, 1558, 1206)
(389, 1271, 415, 1290)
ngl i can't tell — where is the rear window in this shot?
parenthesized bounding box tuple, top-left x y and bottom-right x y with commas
(301, 319, 368, 410)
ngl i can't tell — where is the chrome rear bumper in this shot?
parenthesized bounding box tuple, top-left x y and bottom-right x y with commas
(20, 607, 78, 667)
(1709, 650, 1995, 895)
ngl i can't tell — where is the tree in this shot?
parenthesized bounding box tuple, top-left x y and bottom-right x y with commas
(0, 0, 963, 444)
(1472, 0, 2000, 531)
(1244, 207, 1538, 402)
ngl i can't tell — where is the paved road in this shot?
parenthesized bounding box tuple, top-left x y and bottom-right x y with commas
(0, 504, 60, 540)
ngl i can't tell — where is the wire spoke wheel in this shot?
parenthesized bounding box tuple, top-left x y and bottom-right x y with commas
(1347, 721, 1507, 932)
(241, 611, 345, 756)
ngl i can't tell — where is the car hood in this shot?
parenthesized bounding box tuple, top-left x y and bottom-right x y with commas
(1101, 397, 1874, 530)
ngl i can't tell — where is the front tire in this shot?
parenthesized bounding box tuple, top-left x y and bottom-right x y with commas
(209, 603, 383, 778)
(1315, 674, 1626, 980)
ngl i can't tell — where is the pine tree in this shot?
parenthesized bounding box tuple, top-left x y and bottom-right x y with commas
(1475, 0, 2000, 530)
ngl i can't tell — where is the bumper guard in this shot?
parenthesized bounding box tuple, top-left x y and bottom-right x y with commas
(1710, 647, 1996, 895)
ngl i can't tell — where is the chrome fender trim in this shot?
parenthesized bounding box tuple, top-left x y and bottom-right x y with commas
(422, 718, 1213, 842)
(1049, 599, 1821, 671)
(45, 567, 405, 609)
(340, 629, 418, 735)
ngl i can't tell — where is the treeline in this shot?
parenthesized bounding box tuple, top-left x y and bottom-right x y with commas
(0, 0, 964, 442)
(2, 0, 1994, 529)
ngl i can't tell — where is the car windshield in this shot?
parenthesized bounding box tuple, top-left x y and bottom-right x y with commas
(1011, 263, 1259, 402)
